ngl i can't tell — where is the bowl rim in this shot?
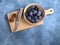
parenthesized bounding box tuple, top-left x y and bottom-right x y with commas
(23, 3, 45, 25)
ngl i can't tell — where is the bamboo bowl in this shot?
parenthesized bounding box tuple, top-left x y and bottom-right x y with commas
(24, 3, 45, 25)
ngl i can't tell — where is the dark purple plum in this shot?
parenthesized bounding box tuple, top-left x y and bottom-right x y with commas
(33, 10, 37, 14)
(34, 16, 38, 19)
(31, 19, 35, 23)
(27, 16, 32, 20)
(35, 19, 39, 22)
(29, 11, 33, 16)
(37, 11, 41, 16)
(37, 16, 41, 19)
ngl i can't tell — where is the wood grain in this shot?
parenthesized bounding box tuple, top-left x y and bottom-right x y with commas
(7, 10, 43, 32)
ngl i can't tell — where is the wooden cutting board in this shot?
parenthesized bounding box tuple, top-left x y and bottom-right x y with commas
(7, 8, 54, 32)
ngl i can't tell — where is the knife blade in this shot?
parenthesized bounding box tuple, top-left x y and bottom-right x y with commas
(14, 8, 23, 32)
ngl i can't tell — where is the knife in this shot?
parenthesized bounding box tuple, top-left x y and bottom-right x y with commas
(14, 8, 23, 32)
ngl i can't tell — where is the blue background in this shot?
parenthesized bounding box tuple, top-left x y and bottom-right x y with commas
(0, 0, 60, 45)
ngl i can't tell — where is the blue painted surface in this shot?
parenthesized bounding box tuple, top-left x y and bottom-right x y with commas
(0, 0, 60, 45)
